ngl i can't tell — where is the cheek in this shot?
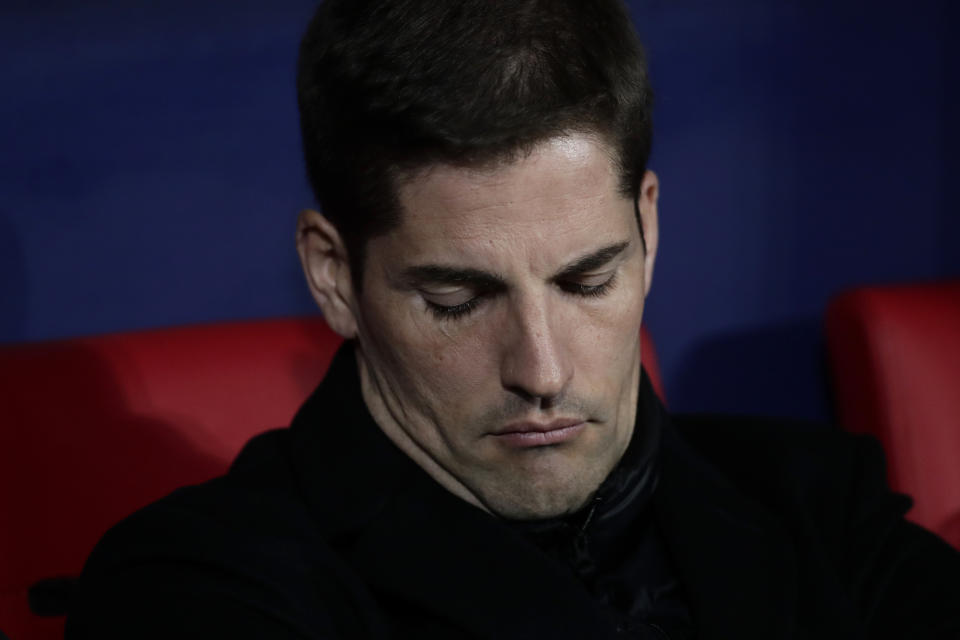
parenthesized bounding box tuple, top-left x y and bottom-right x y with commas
(415, 335, 491, 399)
(571, 279, 645, 383)
(361, 296, 495, 411)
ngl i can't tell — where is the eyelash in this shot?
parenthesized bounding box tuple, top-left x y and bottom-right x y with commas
(426, 296, 483, 320)
(558, 274, 618, 298)
(426, 273, 618, 321)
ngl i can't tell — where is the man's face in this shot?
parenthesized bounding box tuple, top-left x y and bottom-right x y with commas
(351, 134, 655, 519)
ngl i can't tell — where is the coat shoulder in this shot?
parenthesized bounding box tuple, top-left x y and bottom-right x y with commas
(667, 414, 960, 638)
(667, 414, 909, 529)
(67, 428, 376, 639)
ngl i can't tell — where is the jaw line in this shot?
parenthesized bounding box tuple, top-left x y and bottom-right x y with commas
(354, 346, 493, 514)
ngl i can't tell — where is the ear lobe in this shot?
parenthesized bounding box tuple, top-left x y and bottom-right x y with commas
(637, 170, 659, 298)
(296, 209, 359, 338)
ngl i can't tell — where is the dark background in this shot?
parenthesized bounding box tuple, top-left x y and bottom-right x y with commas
(2, 0, 958, 423)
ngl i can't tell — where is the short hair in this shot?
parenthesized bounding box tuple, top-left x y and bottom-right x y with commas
(297, 0, 654, 280)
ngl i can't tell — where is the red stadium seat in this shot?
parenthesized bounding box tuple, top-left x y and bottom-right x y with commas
(826, 281, 960, 549)
(0, 317, 663, 639)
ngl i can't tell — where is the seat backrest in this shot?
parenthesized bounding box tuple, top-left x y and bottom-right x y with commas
(0, 317, 343, 639)
(0, 317, 663, 639)
(826, 281, 960, 547)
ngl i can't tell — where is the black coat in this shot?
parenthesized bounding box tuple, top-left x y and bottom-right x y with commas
(67, 347, 960, 639)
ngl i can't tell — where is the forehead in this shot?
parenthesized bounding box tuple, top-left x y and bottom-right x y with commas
(383, 135, 633, 266)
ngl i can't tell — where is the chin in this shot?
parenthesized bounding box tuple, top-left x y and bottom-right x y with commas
(474, 437, 624, 520)
(477, 475, 602, 521)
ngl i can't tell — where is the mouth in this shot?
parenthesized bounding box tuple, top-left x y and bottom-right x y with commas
(490, 419, 587, 448)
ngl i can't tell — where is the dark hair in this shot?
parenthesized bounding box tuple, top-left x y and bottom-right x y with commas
(297, 0, 654, 280)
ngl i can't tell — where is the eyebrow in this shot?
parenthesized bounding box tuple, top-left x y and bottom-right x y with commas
(553, 241, 631, 280)
(399, 240, 631, 290)
(400, 265, 507, 291)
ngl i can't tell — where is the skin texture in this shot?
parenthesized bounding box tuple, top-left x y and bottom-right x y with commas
(298, 133, 659, 519)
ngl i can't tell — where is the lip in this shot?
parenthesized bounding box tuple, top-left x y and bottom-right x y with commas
(490, 419, 587, 448)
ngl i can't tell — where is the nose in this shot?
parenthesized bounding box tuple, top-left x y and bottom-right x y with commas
(499, 294, 572, 404)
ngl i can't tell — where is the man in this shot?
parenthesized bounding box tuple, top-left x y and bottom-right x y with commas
(68, 0, 960, 638)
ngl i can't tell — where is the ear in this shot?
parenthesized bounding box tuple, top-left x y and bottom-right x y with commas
(636, 170, 659, 298)
(296, 209, 358, 339)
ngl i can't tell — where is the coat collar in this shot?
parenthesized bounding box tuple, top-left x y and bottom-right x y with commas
(288, 343, 798, 639)
(288, 344, 620, 638)
(654, 400, 799, 639)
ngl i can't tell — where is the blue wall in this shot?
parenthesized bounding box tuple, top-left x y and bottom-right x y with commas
(2, 0, 957, 423)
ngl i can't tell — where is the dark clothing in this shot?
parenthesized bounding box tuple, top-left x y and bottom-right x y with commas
(67, 346, 960, 639)
(507, 355, 692, 639)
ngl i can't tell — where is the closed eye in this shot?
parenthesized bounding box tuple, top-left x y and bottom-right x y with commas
(421, 286, 491, 320)
(425, 272, 618, 320)
(558, 271, 618, 298)
(425, 296, 483, 320)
